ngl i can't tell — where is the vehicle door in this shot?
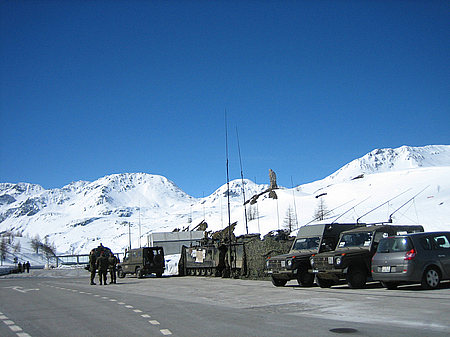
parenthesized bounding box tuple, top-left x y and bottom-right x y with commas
(431, 234, 450, 278)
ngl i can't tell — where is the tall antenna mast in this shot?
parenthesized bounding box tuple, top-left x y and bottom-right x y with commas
(290, 176, 299, 230)
(236, 127, 249, 234)
(225, 111, 232, 277)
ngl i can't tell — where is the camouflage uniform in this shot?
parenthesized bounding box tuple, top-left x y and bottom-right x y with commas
(89, 250, 97, 285)
(109, 255, 118, 284)
(96, 253, 109, 285)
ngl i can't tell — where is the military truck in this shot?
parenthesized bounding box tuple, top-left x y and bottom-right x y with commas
(180, 242, 246, 278)
(85, 244, 114, 272)
(117, 247, 165, 278)
(265, 223, 366, 287)
(310, 224, 424, 289)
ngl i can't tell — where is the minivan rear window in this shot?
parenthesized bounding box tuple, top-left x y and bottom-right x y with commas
(377, 237, 413, 253)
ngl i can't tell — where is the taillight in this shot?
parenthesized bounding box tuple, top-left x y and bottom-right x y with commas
(404, 249, 416, 260)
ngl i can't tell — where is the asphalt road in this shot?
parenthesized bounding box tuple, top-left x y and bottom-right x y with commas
(1, 268, 449, 337)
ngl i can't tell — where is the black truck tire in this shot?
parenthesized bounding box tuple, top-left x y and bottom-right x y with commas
(297, 270, 315, 287)
(347, 267, 367, 289)
(271, 276, 287, 287)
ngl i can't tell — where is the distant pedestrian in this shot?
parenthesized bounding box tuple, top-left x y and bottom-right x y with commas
(25, 261, 30, 273)
(96, 252, 109, 285)
(89, 249, 97, 285)
(109, 254, 118, 284)
(18, 262, 22, 273)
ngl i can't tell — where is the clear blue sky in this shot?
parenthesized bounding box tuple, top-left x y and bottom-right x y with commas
(1, 1, 449, 197)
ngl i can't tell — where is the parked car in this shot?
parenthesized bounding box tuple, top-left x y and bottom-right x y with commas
(266, 223, 366, 287)
(310, 224, 424, 288)
(372, 231, 450, 289)
(117, 247, 165, 278)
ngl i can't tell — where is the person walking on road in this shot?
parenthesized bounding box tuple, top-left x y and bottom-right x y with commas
(89, 249, 97, 285)
(25, 261, 30, 273)
(96, 252, 109, 285)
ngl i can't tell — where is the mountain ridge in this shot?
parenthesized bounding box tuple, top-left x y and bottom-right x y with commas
(1, 145, 449, 253)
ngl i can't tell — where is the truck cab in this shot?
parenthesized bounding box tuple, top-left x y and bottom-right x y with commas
(117, 247, 165, 278)
(266, 223, 365, 287)
(310, 224, 424, 288)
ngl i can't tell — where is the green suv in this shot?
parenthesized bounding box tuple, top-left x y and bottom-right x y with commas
(310, 224, 423, 288)
(117, 247, 165, 278)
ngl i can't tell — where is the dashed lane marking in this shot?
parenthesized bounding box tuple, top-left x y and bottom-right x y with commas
(10, 325, 23, 332)
(0, 314, 31, 336)
(42, 284, 173, 336)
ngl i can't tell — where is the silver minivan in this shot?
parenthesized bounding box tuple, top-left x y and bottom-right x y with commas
(372, 231, 450, 289)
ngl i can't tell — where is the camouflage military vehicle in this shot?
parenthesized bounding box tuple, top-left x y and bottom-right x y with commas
(181, 242, 245, 278)
(310, 224, 424, 288)
(117, 247, 165, 278)
(266, 223, 365, 287)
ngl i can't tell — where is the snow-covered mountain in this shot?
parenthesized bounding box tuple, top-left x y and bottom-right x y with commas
(1, 145, 449, 255)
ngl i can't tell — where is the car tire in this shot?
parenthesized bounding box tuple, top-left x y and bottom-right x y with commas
(316, 276, 334, 288)
(117, 268, 125, 279)
(136, 267, 143, 279)
(381, 281, 398, 290)
(297, 270, 315, 287)
(421, 267, 441, 289)
(271, 276, 287, 287)
(347, 267, 367, 289)
(156, 271, 163, 278)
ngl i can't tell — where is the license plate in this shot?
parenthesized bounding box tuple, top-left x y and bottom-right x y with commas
(328, 257, 333, 264)
(381, 266, 391, 273)
(281, 261, 286, 268)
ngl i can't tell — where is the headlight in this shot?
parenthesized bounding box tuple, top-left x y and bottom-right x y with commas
(266, 260, 270, 268)
(286, 259, 293, 268)
(335, 256, 342, 265)
(310, 257, 315, 267)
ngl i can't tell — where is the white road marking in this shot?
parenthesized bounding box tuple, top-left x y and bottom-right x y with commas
(0, 315, 7, 319)
(149, 320, 160, 325)
(9, 325, 22, 332)
(125, 305, 133, 308)
(160, 329, 172, 335)
(109, 299, 117, 302)
(4, 320, 14, 325)
(133, 309, 143, 313)
(17, 333, 31, 337)
(117, 302, 125, 305)
(141, 314, 151, 318)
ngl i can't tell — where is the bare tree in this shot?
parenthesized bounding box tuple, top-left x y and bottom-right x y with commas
(314, 198, 330, 221)
(0, 237, 8, 266)
(283, 205, 296, 233)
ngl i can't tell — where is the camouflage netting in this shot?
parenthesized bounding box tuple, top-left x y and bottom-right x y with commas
(239, 233, 293, 279)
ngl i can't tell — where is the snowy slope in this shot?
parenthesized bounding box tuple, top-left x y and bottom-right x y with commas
(1, 145, 449, 255)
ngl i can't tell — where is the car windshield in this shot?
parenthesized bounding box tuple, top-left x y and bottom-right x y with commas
(292, 237, 320, 251)
(377, 237, 413, 253)
(338, 232, 373, 248)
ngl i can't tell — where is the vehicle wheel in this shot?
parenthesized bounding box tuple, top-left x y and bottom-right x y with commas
(316, 276, 334, 288)
(271, 276, 287, 287)
(381, 281, 398, 290)
(297, 270, 315, 287)
(156, 271, 163, 278)
(421, 267, 440, 289)
(136, 267, 143, 279)
(347, 267, 367, 289)
(117, 268, 125, 279)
